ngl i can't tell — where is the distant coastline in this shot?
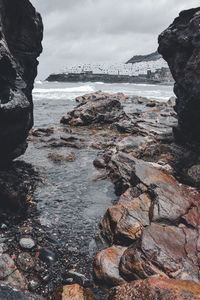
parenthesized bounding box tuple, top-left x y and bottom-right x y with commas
(46, 68, 174, 85)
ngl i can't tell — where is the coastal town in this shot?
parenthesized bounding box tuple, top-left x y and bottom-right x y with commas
(47, 58, 174, 84)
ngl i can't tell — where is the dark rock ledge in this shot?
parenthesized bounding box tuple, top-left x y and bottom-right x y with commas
(0, 0, 43, 162)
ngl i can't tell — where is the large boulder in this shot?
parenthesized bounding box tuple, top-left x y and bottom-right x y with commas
(0, 0, 43, 162)
(60, 93, 126, 126)
(158, 8, 200, 143)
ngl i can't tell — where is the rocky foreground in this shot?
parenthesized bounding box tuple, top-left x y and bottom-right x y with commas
(57, 87, 200, 299)
(2, 86, 200, 299)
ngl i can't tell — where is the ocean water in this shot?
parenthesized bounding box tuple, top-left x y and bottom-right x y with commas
(33, 81, 174, 127)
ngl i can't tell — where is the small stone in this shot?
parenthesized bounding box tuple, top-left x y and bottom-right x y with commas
(0, 243, 8, 254)
(188, 164, 200, 184)
(52, 284, 93, 300)
(1, 224, 7, 230)
(39, 248, 56, 265)
(28, 275, 41, 291)
(17, 252, 35, 271)
(19, 238, 35, 249)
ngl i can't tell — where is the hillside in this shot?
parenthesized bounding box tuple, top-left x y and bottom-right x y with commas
(126, 50, 162, 64)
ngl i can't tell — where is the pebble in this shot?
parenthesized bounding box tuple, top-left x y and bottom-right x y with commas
(39, 248, 56, 265)
(19, 237, 35, 249)
(0, 243, 8, 253)
(17, 252, 35, 271)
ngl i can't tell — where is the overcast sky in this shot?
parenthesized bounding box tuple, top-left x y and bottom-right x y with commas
(31, 0, 200, 79)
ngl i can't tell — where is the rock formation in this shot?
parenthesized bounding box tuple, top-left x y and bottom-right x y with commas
(158, 7, 200, 144)
(0, 0, 43, 162)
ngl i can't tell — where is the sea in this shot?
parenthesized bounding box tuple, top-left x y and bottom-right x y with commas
(32, 81, 174, 127)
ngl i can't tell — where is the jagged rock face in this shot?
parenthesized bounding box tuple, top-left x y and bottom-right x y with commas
(158, 7, 200, 144)
(0, 0, 43, 162)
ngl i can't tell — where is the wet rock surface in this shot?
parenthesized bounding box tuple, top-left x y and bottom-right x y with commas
(0, 0, 43, 161)
(108, 277, 200, 300)
(63, 90, 200, 298)
(158, 7, 200, 144)
(0, 161, 37, 211)
(0, 283, 44, 300)
(93, 246, 127, 287)
(52, 284, 94, 300)
(60, 92, 126, 126)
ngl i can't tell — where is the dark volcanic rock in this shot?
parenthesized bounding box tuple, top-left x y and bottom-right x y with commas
(108, 277, 200, 300)
(158, 7, 200, 144)
(60, 94, 126, 126)
(0, 161, 36, 211)
(0, 283, 44, 300)
(0, 0, 43, 162)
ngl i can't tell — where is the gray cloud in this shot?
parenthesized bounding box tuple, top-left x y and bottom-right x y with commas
(31, 0, 200, 79)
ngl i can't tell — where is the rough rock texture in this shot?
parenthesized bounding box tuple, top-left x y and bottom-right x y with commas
(101, 193, 151, 245)
(108, 277, 200, 300)
(93, 246, 127, 287)
(158, 7, 200, 143)
(60, 92, 126, 126)
(76, 92, 128, 104)
(0, 161, 36, 211)
(0, 0, 43, 162)
(0, 283, 44, 300)
(97, 153, 200, 283)
(52, 284, 94, 300)
(0, 254, 27, 290)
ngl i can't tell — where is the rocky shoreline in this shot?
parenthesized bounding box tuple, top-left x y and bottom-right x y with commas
(1, 2, 200, 300)
(60, 90, 200, 298)
(2, 88, 200, 299)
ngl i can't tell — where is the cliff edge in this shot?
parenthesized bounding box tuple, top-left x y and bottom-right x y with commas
(0, 0, 43, 162)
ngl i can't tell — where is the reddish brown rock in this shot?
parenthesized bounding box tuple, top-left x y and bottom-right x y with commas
(120, 224, 200, 283)
(101, 193, 151, 245)
(108, 152, 200, 227)
(107, 277, 200, 300)
(94, 152, 200, 286)
(0, 254, 27, 290)
(52, 284, 93, 300)
(93, 246, 127, 287)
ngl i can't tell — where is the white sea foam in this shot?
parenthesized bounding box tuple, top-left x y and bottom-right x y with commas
(35, 80, 43, 85)
(33, 85, 94, 94)
(33, 84, 95, 100)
